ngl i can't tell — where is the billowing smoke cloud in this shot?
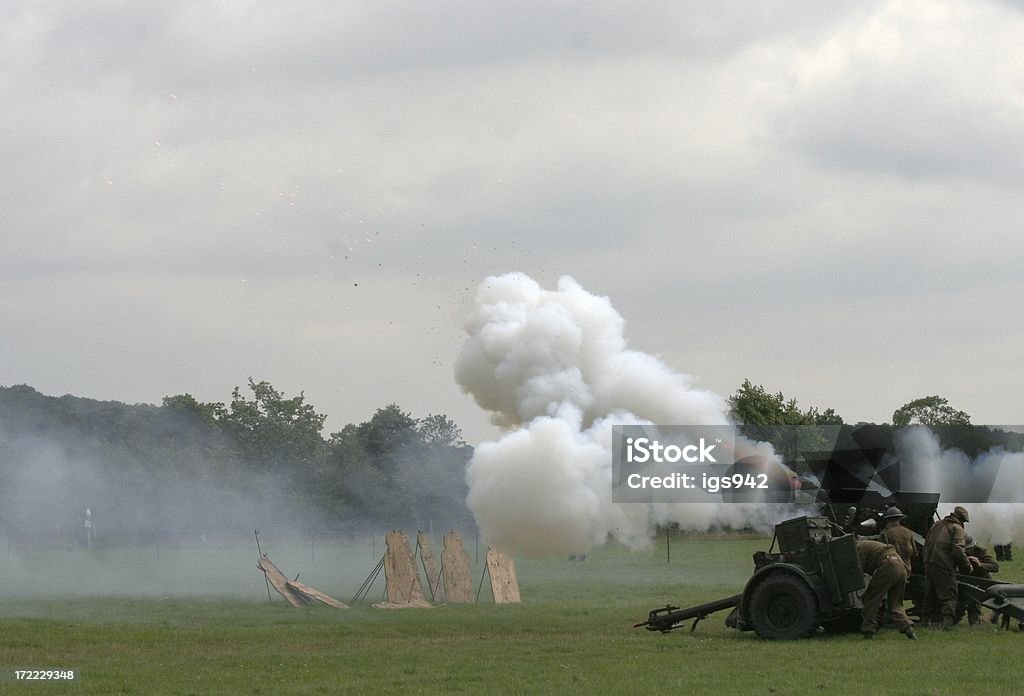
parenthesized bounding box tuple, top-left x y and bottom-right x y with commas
(894, 426, 1024, 546)
(455, 273, 797, 556)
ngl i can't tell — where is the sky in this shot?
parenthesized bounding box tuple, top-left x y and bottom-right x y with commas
(2, 0, 1023, 444)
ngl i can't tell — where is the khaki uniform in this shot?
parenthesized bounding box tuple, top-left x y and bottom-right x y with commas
(922, 514, 972, 626)
(967, 545, 999, 578)
(958, 545, 999, 624)
(880, 522, 916, 571)
(857, 540, 913, 634)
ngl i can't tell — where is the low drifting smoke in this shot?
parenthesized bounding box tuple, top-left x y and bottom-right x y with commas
(455, 273, 797, 556)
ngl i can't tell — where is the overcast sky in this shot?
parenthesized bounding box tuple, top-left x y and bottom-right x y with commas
(2, 0, 1022, 443)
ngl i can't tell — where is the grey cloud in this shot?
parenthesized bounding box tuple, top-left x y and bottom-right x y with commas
(771, 1, 1024, 182)
(2, 0, 1024, 445)
(6, 2, 867, 91)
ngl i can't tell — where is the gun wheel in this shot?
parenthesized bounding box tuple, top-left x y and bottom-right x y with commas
(749, 573, 820, 640)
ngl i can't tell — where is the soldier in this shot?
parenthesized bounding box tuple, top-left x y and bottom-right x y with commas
(857, 539, 917, 639)
(957, 534, 999, 625)
(879, 506, 916, 570)
(922, 505, 972, 629)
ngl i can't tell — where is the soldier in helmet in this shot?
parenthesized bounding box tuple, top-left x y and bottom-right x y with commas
(857, 539, 917, 639)
(922, 506, 972, 629)
(879, 506, 916, 571)
(956, 533, 999, 625)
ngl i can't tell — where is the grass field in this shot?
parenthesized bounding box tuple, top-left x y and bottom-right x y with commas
(1, 533, 1022, 695)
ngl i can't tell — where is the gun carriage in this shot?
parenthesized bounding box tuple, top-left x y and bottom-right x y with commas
(635, 491, 1024, 638)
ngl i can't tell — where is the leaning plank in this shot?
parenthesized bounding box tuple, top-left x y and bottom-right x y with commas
(417, 531, 442, 600)
(287, 580, 349, 609)
(257, 555, 310, 607)
(371, 597, 432, 609)
(382, 530, 428, 606)
(442, 530, 473, 603)
(486, 548, 521, 604)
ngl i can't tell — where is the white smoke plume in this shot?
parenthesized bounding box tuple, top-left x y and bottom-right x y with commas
(455, 273, 796, 556)
(893, 426, 1024, 546)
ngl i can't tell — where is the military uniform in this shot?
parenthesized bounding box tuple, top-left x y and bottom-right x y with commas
(857, 540, 914, 637)
(966, 545, 999, 578)
(880, 522, 916, 571)
(957, 543, 999, 625)
(922, 509, 972, 628)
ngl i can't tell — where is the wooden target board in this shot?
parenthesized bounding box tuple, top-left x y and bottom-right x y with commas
(486, 548, 521, 604)
(383, 530, 428, 605)
(288, 579, 349, 609)
(257, 555, 348, 608)
(257, 555, 310, 607)
(417, 531, 442, 600)
(442, 530, 473, 603)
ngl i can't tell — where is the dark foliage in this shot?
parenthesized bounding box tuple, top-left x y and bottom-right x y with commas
(0, 383, 474, 545)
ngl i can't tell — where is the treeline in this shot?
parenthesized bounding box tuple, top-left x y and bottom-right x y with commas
(4, 378, 1020, 545)
(728, 379, 1024, 472)
(0, 382, 474, 542)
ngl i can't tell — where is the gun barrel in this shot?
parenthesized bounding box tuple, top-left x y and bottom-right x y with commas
(636, 594, 742, 632)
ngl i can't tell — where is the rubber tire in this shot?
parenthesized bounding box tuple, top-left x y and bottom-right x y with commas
(748, 573, 821, 640)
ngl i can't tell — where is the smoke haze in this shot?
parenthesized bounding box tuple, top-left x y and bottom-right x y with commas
(0, 389, 475, 598)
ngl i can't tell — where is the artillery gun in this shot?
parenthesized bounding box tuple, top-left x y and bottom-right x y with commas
(635, 491, 1024, 638)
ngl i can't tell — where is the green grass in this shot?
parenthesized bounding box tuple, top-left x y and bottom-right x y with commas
(1, 534, 1022, 695)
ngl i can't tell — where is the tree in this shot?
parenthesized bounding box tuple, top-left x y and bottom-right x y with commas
(161, 393, 225, 421)
(728, 379, 843, 427)
(417, 413, 466, 448)
(891, 396, 971, 427)
(353, 403, 420, 458)
(325, 405, 473, 525)
(728, 379, 843, 470)
(218, 379, 327, 470)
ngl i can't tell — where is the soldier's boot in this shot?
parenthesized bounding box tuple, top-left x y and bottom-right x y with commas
(902, 626, 918, 640)
(941, 617, 955, 631)
(862, 630, 874, 640)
